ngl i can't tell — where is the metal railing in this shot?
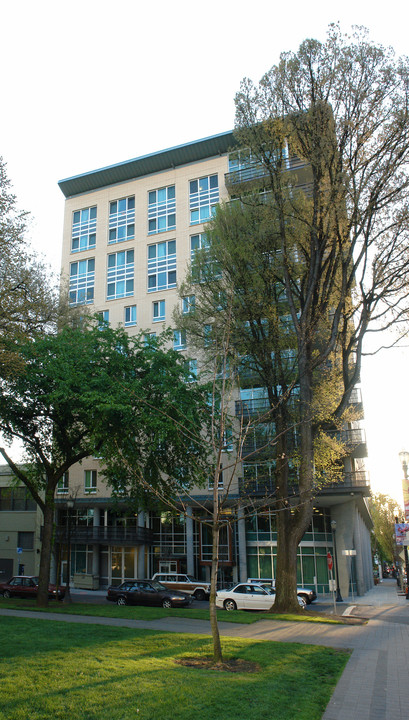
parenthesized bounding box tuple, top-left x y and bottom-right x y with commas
(55, 525, 154, 546)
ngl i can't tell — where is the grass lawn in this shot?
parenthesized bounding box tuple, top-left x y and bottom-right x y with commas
(0, 616, 349, 720)
(0, 597, 343, 624)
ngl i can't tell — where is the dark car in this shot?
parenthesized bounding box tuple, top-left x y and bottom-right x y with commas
(106, 579, 193, 608)
(0, 575, 65, 600)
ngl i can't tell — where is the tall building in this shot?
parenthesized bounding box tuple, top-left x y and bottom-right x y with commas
(57, 131, 373, 597)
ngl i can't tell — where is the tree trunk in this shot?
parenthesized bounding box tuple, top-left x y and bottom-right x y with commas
(36, 488, 55, 607)
(209, 514, 223, 665)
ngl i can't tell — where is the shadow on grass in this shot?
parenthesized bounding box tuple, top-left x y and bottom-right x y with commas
(0, 617, 350, 720)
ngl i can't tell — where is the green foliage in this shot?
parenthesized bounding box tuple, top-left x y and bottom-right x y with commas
(0, 321, 210, 502)
(0, 617, 349, 720)
(369, 493, 403, 565)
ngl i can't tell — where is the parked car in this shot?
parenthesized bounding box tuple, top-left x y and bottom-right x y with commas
(247, 577, 317, 604)
(106, 579, 193, 608)
(0, 576, 65, 600)
(151, 573, 210, 601)
(216, 582, 278, 611)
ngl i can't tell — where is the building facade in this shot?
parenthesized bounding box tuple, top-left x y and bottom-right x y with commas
(57, 131, 374, 598)
(0, 465, 42, 581)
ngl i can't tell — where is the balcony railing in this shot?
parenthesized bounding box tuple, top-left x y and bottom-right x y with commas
(225, 156, 309, 189)
(55, 525, 154, 546)
(238, 469, 370, 497)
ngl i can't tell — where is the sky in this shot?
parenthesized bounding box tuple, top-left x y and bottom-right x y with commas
(1, 0, 409, 505)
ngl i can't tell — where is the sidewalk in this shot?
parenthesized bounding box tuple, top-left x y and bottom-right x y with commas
(1, 579, 407, 720)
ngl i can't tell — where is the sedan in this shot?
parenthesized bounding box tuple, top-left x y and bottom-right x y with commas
(0, 576, 65, 600)
(216, 582, 306, 611)
(106, 579, 193, 608)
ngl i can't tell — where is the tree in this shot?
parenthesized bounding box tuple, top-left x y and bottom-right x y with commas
(0, 323, 210, 606)
(179, 25, 409, 611)
(0, 158, 60, 374)
(369, 493, 402, 568)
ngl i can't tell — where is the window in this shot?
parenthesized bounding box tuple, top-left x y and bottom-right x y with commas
(124, 305, 137, 326)
(98, 310, 109, 327)
(190, 233, 209, 259)
(189, 174, 219, 224)
(147, 240, 176, 292)
(182, 295, 195, 314)
(109, 196, 135, 243)
(153, 300, 165, 322)
(57, 473, 69, 495)
(208, 466, 223, 490)
(173, 329, 187, 351)
(187, 358, 197, 381)
(71, 206, 97, 252)
(190, 233, 219, 281)
(85, 470, 97, 494)
(148, 185, 176, 234)
(69, 258, 95, 305)
(17, 532, 34, 550)
(144, 332, 157, 345)
(0, 487, 36, 511)
(107, 249, 134, 299)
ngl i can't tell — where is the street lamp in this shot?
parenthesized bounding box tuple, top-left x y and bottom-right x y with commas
(331, 520, 343, 602)
(63, 497, 74, 604)
(398, 451, 409, 595)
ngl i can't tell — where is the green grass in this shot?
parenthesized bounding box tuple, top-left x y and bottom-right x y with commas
(0, 597, 342, 624)
(0, 616, 349, 720)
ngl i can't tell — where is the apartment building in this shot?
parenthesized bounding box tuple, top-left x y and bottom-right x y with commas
(57, 131, 374, 597)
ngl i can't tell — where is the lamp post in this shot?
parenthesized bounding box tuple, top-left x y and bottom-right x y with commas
(63, 497, 74, 604)
(331, 520, 343, 602)
(398, 451, 409, 595)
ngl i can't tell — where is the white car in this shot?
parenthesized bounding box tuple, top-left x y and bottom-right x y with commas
(216, 582, 306, 611)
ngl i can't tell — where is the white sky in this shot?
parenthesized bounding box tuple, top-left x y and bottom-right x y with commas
(1, 0, 408, 504)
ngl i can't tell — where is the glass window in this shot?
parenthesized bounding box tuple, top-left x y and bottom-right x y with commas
(148, 185, 176, 234)
(124, 305, 137, 326)
(173, 329, 187, 351)
(153, 300, 165, 322)
(57, 473, 69, 495)
(97, 310, 109, 327)
(147, 240, 176, 292)
(17, 532, 34, 550)
(107, 250, 134, 299)
(84, 470, 97, 494)
(69, 258, 95, 305)
(109, 196, 135, 244)
(182, 295, 195, 314)
(71, 206, 97, 253)
(189, 174, 219, 225)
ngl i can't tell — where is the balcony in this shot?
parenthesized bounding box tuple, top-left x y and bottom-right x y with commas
(224, 156, 310, 194)
(329, 428, 367, 458)
(238, 469, 370, 497)
(55, 525, 154, 546)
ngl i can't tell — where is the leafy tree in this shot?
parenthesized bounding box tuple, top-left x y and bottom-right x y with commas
(0, 323, 210, 606)
(369, 493, 402, 568)
(179, 25, 409, 611)
(0, 158, 60, 374)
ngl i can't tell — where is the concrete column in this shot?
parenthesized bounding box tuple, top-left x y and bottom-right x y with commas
(186, 508, 195, 576)
(92, 507, 100, 577)
(237, 507, 247, 582)
(331, 500, 355, 599)
(137, 512, 145, 578)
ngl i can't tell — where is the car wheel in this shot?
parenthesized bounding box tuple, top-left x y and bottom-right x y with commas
(117, 596, 127, 606)
(194, 589, 206, 602)
(162, 599, 173, 608)
(223, 599, 237, 611)
(298, 596, 307, 608)
(3, 590, 11, 599)
(299, 594, 308, 606)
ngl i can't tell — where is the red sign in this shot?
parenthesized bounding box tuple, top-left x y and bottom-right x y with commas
(327, 552, 333, 571)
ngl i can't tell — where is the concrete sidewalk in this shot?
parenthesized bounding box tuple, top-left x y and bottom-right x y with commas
(1, 579, 408, 719)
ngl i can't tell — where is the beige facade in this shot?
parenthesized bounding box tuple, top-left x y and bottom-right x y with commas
(57, 132, 374, 596)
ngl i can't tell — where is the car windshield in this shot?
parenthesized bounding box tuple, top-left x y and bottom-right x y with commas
(186, 575, 196, 582)
(32, 577, 39, 584)
(150, 581, 167, 591)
